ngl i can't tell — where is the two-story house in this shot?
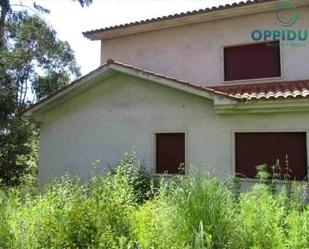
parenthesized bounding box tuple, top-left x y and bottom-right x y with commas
(24, 0, 309, 186)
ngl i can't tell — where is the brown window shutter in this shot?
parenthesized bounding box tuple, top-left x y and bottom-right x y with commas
(235, 132, 307, 180)
(224, 41, 281, 81)
(156, 133, 185, 174)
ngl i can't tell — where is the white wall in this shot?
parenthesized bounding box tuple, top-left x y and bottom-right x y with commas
(38, 73, 309, 186)
(100, 6, 309, 86)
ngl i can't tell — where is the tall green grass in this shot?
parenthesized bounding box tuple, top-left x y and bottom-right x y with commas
(0, 152, 308, 249)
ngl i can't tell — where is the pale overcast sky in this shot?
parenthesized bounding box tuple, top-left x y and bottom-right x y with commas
(11, 0, 240, 74)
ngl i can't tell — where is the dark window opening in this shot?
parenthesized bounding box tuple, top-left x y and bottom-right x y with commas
(235, 132, 307, 181)
(224, 41, 281, 81)
(156, 133, 185, 174)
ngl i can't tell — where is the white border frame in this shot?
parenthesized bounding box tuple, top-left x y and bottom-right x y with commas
(231, 129, 309, 182)
(220, 40, 284, 84)
(152, 131, 188, 176)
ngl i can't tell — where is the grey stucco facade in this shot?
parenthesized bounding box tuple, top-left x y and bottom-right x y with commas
(24, 1, 309, 186)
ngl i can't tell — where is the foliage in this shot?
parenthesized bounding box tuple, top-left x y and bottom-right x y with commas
(0, 118, 38, 185)
(0, 8, 80, 186)
(175, 177, 237, 249)
(0, 0, 93, 186)
(133, 179, 182, 249)
(75, 0, 93, 7)
(236, 184, 286, 249)
(108, 151, 152, 204)
(0, 152, 309, 248)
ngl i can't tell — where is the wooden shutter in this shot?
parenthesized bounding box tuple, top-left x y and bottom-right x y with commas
(224, 41, 281, 81)
(235, 132, 307, 180)
(156, 133, 185, 174)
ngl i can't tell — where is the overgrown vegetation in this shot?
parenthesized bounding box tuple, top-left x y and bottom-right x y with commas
(0, 0, 92, 187)
(0, 6, 81, 186)
(0, 153, 309, 249)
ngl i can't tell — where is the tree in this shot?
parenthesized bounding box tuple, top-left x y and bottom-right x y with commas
(0, 7, 81, 185)
(0, 0, 10, 48)
(0, 0, 93, 49)
(76, 0, 93, 7)
(0, 0, 92, 186)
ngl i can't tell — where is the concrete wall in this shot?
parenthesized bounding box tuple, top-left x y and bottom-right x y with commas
(39, 74, 309, 186)
(100, 6, 309, 86)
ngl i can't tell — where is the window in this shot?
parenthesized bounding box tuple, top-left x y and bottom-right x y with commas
(235, 132, 307, 180)
(224, 41, 281, 81)
(156, 133, 185, 174)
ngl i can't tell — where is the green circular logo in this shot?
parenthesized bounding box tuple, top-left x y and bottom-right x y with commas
(276, 0, 298, 26)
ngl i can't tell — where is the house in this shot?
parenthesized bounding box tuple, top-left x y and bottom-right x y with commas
(24, 0, 309, 187)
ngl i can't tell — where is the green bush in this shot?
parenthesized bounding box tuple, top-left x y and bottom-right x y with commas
(108, 151, 152, 204)
(285, 207, 309, 249)
(236, 184, 286, 249)
(133, 180, 183, 249)
(0, 152, 309, 249)
(0, 152, 150, 249)
(133, 176, 238, 249)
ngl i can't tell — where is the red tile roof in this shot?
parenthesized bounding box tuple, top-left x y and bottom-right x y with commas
(83, 0, 274, 38)
(208, 80, 309, 100)
(107, 60, 238, 100)
(104, 61, 309, 102)
(22, 59, 238, 116)
(22, 58, 309, 116)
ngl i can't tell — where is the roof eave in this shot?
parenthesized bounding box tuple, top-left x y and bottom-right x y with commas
(23, 60, 237, 118)
(215, 98, 309, 114)
(22, 64, 115, 117)
(82, 0, 309, 41)
(84, 4, 274, 40)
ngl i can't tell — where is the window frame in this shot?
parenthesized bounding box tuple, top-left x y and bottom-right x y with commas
(221, 40, 284, 84)
(232, 130, 309, 182)
(152, 131, 188, 176)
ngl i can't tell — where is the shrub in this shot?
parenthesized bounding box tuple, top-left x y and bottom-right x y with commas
(133, 176, 238, 249)
(171, 176, 238, 249)
(133, 176, 309, 249)
(236, 184, 286, 249)
(0, 151, 150, 249)
(133, 179, 183, 249)
(0, 153, 309, 249)
(285, 207, 309, 249)
(108, 151, 152, 204)
(0, 188, 14, 248)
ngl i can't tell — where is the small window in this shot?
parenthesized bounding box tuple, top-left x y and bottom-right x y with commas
(235, 132, 307, 180)
(156, 133, 185, 174)
(224, 41, 281, 81)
